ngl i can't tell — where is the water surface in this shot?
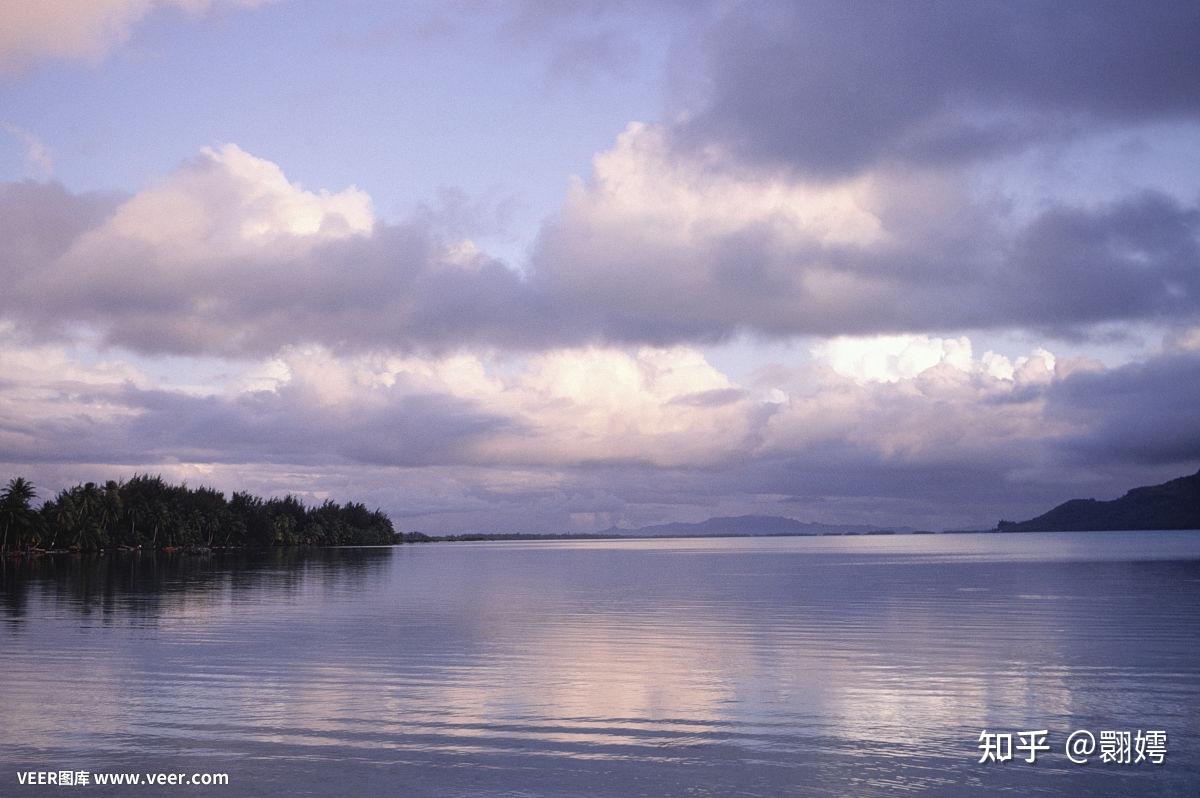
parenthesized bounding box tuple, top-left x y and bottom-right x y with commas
(3, 532, 1199, 796)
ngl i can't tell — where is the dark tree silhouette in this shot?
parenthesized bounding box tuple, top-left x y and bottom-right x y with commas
(7, 474, 400, 553)
(2, 477, 39, 552)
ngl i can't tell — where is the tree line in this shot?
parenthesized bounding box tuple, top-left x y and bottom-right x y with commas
(1, 475, 400, 554)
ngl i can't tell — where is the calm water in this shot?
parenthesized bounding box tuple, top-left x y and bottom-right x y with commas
(2, 532, 1200, 796)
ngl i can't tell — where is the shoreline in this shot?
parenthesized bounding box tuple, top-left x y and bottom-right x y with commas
(8, 526, 1199, 559)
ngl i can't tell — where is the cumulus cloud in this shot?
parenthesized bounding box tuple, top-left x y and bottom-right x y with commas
(528, 125, 1200, 343)
(763, 337, 1062, 466)
(809, 335, 1062, 386)
(0, 341, 509, 469)
(472, 346, 758, 467)
(0, 145, 485, 355)
(0, 342, 759, 471)
(0, 1, 270, 76)
(2, 135, 1197, 357)
(2, 320, 1195, 531)
(810, 336, 975, 384)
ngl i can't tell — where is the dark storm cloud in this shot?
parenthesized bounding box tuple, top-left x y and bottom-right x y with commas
(998, 193, 1200, 329)
(677, 0, 1200, 177)
(1047, 349, 1200, 466)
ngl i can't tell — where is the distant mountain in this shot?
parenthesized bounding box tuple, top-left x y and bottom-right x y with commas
(602, 515, 904, 538)
(999, 470, 1200, 532)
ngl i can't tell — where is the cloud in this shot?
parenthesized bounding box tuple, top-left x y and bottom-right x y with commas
(88, 143, 373, 250)
(2, 137, 1198, 358)
(763, 337, 1062, 466)
(812, 335, 978, 384)
(673, 1, 1200, 177)
(0, 331, 755, 471)
(528, 125, 1200, 343)
(0, 144, 527, 356)
(2, 123, 52, 175)
(1047, 351, 1200, 467)
(472, 345, 758, 467)
(2, 320, 1195, 531)
(0, 145, 426, 355)
(0, 342, 509, 469)
(809, 334, 1066, 386)
(0, 179, 124, 280)
(0, 1, 269, 77)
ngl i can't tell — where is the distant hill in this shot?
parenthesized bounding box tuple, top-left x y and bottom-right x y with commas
(602, 515, 905, 538)
(999, 470, 1200, 532)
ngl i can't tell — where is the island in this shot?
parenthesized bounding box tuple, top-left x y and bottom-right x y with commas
(1, 474, 399, 554)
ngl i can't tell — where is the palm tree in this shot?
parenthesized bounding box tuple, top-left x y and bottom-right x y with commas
(99, 480, 123, 545)
(2, 477, 37, 552)
(71, 483, 103, 550)
(43, 491, 76, 550)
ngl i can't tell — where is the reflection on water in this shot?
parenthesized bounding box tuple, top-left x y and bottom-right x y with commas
(2, 533, 1199, 797)
(0, 547, 392, 623)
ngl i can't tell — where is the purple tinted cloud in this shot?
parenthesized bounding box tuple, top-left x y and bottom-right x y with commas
(2, 175, 1197, 355)
(676, 1, 1200, 177)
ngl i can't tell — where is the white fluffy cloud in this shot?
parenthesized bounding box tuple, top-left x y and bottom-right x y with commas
(531, 123, 910, 338)
(0, 322, 1035, 474)
(811, 335, 975, 384)
(0, 144, 443, 355)
(477, 346, 754, 467)
(809, 334, 1058, 385)
(248, 344, 756, 468)
(1, 319, 1196, 531)
(761, 336, 1065, 464)
(0, 326, 1075, 472)
(70, 143, 373, 262)
(248, 339, 1065, 472)
(572, 123, 886, 249)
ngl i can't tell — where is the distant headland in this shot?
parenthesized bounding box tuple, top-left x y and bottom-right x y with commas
(599, 515, 913, 538)
(428, 516, 914, 542)
(997, 469, 1200, 532)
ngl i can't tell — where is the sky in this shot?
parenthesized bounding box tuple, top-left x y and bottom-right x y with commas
(1, 0, 1198, 533)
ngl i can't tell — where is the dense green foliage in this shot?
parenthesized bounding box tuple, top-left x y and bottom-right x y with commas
(1, 475, 399, 552)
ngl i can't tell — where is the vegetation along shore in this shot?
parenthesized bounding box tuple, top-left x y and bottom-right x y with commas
(1, 475, 399, 556)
